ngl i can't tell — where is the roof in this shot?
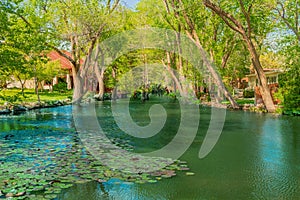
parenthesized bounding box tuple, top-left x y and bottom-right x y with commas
(246, 68, 284, 78)
(47, 51, 74, 70)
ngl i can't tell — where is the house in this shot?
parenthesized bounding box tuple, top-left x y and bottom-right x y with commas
(47, 51, 73, 90)
(246, 68, 284, 104)
(7, 51, 74, 90)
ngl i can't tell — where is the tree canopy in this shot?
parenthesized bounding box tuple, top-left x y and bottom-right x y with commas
(0, 0, 299, 112)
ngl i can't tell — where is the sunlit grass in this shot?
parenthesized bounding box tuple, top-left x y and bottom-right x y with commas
(222, 98, 254, 105)
(0, 88, 73, 105)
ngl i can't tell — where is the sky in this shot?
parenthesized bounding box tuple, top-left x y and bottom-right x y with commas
(122, 0, 140, 9)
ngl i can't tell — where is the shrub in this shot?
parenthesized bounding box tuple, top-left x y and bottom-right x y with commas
(243, 89, 254, 98)
(53, 82, 67, 92)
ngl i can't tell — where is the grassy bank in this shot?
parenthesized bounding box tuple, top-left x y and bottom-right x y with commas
(222, 98, 255, 105)
(0, 88, 73, 105)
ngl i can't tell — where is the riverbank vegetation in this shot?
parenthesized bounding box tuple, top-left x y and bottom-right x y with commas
(0, 89, 72, 105)
(0, 0, 299, 114)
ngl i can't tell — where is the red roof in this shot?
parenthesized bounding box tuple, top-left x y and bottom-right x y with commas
(47, 51, 74, 70)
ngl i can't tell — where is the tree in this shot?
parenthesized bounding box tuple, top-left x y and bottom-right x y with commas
(274, 0, 300, 43)
(1, 0, 50, 96)
(46, 0, 122, 103)
(1, 0, 122, 103)
(273, 0, 300, 113)
(201, 0, 277, 112)
(162, 0, 239, 108)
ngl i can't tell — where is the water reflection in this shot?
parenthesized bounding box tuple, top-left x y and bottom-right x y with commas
(1, 104, 300, 199)
(251, 116, 300, 199)
(58, 109, 300, 200)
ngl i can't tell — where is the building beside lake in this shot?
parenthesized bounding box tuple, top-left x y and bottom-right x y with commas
(246, 68, 284, 105)
(47, 51, 73, 90)
(6, 51, 73, 90)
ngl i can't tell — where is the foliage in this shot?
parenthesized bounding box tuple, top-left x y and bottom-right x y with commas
(272, 0, 300, 114)
(0, 0, 299, 112)
(243, 89, 255, 98)
(53, 82, 68, 92)
(277, 56, 300, 113)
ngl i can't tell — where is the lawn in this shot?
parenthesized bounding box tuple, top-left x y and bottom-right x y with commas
(0, 88, 73, 105)
(222, 98, 254, 105)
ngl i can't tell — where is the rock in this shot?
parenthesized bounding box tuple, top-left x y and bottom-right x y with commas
(63, 98, 71, 104)
(4, 101, 10, 107)
(0, 109, 11, 115)
(12, 105, 27, 114)
(54, 100, 64, 106)
(94, 94, 103, 101)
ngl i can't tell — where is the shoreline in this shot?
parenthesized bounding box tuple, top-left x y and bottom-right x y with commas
(0, 97, 298, 116)
(0, 99, 72, 115)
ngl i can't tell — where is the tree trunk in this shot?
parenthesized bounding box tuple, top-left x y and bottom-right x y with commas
(175, 30, 189, 97)
(188, 31, 239, 108)
(111, 66, 117, 100)
(165, 51, 184, 96)
(21, 84, 25, 97)
(90, 44, 106, 101)
(243, 36, 276, 112)
(72, 66, 84, 104)
(203, 0, 276, 112)
(165, 0, 239, 108)
(17, 77, 26, 97)
(34, 76, 40, 103)
(97, 72, 105, 99)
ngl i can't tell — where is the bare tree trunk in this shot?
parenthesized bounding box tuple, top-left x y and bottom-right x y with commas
(96, 70, 105, 99)
(34, 76, 40, 103)
(94, 45, 106, 100)
(164, 51, 185, 96)
(17, 76, 26, 97)
(72, 65, 84, 104)
(175, 29, 189, 97)
(111, 66, 117, 100)
(245, 38, 275, 112)
(21, 83, 25, 97)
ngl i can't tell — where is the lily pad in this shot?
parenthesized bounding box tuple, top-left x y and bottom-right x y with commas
(185, 172, 195, 176)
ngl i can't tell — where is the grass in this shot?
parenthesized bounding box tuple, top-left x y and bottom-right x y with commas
(0, 88, 73, 105)
(222, 98, 254, 105)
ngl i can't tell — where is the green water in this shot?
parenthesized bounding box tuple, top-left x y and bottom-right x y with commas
(1, 100, 300, 199)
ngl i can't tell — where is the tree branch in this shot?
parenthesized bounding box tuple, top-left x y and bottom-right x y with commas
(239, 0, 252, 38)
(275, 1, 300, 42)
(108, 0, 120, 14)
(203, 0, 245, 35)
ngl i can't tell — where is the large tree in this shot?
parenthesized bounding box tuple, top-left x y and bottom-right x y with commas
(274, 0, 300, 43)
(45, 0, 121, 103)
(162, 0, 239, 108)
(273, 0, 300, 113)
(202, 0, 276, 112)
(1, 0, 122, 103)
(0, 2, 49, 96)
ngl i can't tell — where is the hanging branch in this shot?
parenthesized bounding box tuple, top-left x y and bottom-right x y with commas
(275, 1, 300, 42)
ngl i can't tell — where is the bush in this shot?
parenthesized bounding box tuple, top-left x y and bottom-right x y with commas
(0, 93, 22, 103)
(53, 82, 68, 92)
(243, 89, 254, 98)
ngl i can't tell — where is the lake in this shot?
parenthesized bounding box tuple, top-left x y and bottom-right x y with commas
(0, 99, 299, 199)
